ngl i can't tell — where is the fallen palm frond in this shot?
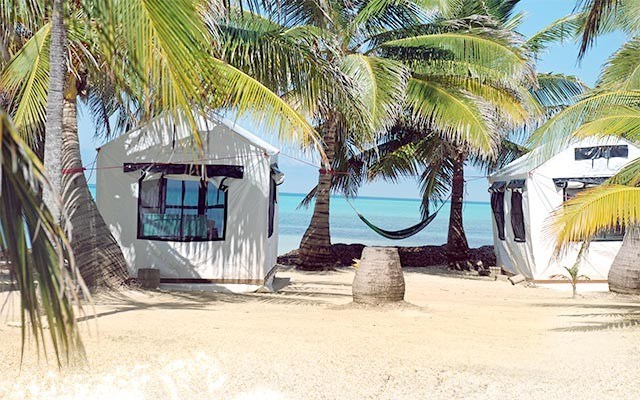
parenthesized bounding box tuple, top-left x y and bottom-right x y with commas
(0, 111, 86, 365)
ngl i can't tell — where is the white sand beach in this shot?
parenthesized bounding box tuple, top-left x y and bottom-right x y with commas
(1, 267, 639, 400)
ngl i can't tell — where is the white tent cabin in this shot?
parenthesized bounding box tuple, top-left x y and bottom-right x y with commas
(96, 114, 283, 292)
(488, 137, 640, 285)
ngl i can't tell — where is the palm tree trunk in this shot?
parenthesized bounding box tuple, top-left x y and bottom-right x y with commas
(61, 94, 129, 289)
(298, 116, 338, 269)
(352, 247, 405, 304)
(42, 0, 66, 222)
(446, 148, 469, 261)
(608, 227, 640, 295)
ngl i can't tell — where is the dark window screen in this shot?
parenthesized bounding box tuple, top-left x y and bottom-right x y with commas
(491, 192, 505, 240)
(138, 177, 227, 242)
(510, 192, 526, 242)
(575, 145, 628, 161)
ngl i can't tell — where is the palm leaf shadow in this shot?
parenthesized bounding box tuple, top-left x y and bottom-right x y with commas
(550, 304, 640, 332)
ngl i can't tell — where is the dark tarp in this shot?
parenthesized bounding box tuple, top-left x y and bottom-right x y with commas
(511, 191, 526, 242)
(491, 191, 506, 240)
(124, 162, 244, 179)
(574, 145, 628, 161)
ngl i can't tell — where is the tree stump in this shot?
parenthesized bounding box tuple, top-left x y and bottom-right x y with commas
(353, 247, 405, 304)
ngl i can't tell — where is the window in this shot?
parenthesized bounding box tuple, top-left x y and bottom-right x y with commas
(563, 187, 624, 241)
(489, 182, 506, 241)
(138, 177, 227, 241)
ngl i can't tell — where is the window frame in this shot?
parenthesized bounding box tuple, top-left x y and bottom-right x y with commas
(137, 176, 228, 242)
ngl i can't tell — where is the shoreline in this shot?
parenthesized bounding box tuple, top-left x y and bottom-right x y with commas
(278, 243, 496, 269)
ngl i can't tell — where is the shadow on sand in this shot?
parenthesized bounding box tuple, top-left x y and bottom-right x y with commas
(534, 302, 640, 332)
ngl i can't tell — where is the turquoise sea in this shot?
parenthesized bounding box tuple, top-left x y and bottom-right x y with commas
(88, 185, 493, 254)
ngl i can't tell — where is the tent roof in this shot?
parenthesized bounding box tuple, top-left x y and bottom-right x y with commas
(100, 113, 280, 156)
(212, 116, 280, 156)
(490, 137, 640, 180)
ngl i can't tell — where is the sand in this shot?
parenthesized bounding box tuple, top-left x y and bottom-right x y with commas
(1, 267, 640, 399)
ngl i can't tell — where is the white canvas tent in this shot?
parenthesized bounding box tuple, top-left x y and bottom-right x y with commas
(488, 137, 640, 282)
(96, 114, 282, 292)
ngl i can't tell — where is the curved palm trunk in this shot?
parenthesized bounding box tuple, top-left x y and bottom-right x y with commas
(446, 149, 469, 261)
(298, 117, 338, 269)
(43, 0, 66, 222)
(608, 227, 640, 295)
(61, 95, 129, 289)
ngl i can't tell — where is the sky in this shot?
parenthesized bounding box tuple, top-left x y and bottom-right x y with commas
(77, 0, 627, 202)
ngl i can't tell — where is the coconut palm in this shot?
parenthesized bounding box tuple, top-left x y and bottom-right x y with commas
(322, 0, 583, 261)
(276, 0, 542, 268)
(2, 0, 334, 287)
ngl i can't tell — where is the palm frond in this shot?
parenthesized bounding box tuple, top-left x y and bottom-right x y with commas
(341, 54, 409, 132)
(609, 157, 640, 186)
(214, 60, 321, 150)
(526, 13, 584, 55)
(597, 37, 640, 91)
(528, 90, 640, 156)
(405, 76, 497, 155)
(578, 0, 620, 57)
(572, 105, 640, 141)
(548, 184, 640, 253)
(532, 73, 587, 108)
(0, 23, 51, 145)
(0, 111, 85, 364)
(381, 31, 533, 81)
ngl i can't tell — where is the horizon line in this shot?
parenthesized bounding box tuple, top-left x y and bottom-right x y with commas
(279, 191, 490, 205)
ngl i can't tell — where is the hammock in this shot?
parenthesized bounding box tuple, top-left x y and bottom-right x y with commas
(344, 196, 447, 240)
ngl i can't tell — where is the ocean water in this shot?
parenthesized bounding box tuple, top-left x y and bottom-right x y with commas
(88, 184, 493, 254)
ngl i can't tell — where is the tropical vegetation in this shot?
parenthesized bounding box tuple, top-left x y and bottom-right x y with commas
(283, 0, 546, 267)
(297, 0, 585, 265)
(0, 0, 342, 360)
(2, 0, 640, 364)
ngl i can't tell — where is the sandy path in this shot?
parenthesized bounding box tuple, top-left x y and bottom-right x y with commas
(1, 268, 640, 399)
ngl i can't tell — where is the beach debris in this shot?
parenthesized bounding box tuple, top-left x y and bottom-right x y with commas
(508, 274, 526, 285)
(488, 266, 502, 279)
(352, 247, 405, 305)
(138, 268, 160, 290)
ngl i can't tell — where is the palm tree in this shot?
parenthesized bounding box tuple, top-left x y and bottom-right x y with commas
(330, 0, 583, 262)
(274, 0, 540, 268)
(0, 0, 342, 360)
(2, 0, 332, 288)
(531, 2, 640, 294)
